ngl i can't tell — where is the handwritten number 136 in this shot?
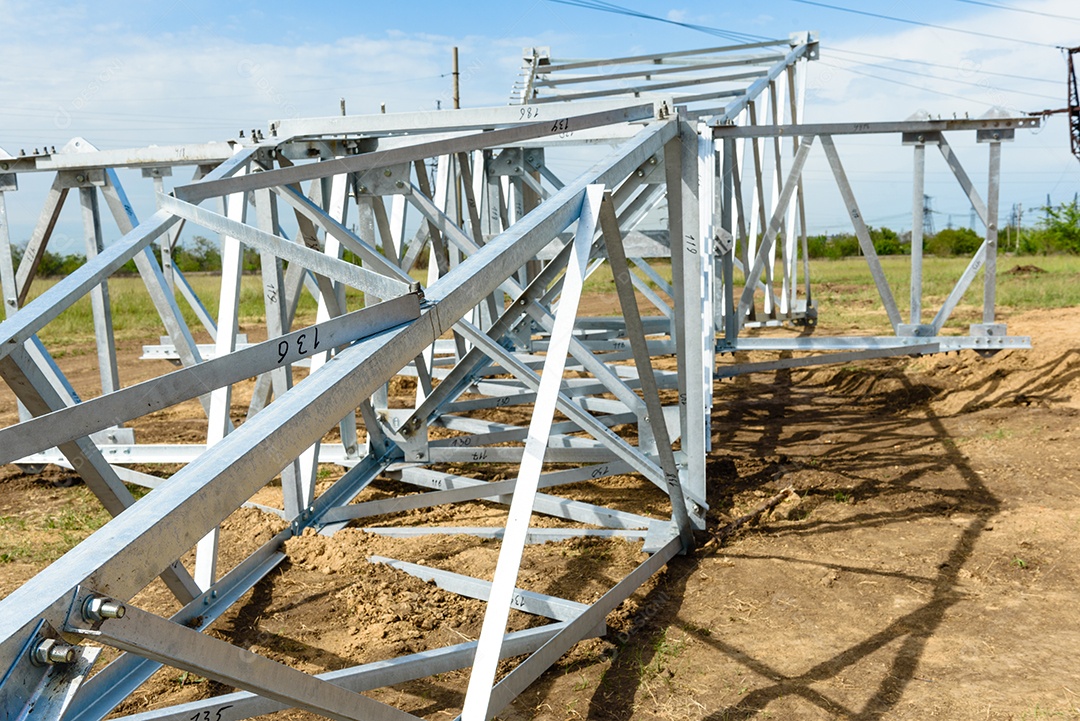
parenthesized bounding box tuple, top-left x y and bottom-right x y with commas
(276, 328, 321, 363)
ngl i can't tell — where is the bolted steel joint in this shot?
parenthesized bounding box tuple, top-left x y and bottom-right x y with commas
(83, 595, 126, 622)
(30, 638, 77, 666)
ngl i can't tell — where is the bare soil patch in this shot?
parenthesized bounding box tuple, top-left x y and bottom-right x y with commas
(2, 307, 1079, 720)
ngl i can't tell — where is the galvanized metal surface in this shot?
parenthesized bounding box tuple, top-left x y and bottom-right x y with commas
(0, 32, 1037, 721)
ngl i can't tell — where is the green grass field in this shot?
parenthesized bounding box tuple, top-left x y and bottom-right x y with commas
(20, 255, 1080, 348)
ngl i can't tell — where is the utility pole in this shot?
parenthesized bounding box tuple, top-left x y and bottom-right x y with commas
(1016, 202, 1023, 253)
(452, 46, 460, 109)
(452, 47, 463, 226)
(1007, 203, 1016, 251)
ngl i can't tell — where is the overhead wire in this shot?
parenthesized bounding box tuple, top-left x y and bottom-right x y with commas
(948, 0, 1080, 22)
(787, 0, 1059, 48)
(545, 0, 772, 44)
(820, 62, 1015, 106)
(829, 48, 1060, 86)
(819, 58, 1062, 101)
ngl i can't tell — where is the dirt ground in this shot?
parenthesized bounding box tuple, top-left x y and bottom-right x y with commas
(2, 305, 1079, 720)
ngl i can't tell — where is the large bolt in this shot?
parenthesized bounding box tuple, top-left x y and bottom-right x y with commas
(30, 638, 77, 666)
(83, 595, 126, 621)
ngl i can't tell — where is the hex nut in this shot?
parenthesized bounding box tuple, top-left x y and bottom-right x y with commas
(83, 595, 126, 621)
(30, 638, 77, 666)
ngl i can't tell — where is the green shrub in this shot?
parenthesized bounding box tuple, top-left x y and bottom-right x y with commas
(806, 234, 829, 259)
(826, 233, 860, 259)
(1038, 200, 1080, 254)
(926, 227, 983, 256)
(869, 226, 905, 255)
(172, 235, 222, 273)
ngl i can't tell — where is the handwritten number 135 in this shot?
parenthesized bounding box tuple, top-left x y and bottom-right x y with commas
(191, 705, 233, 721)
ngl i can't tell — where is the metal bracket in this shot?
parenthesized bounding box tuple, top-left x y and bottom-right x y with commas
(897, 323, 937, 337)
(488, 148, 527, 177)
(381, 408, 428, 462)
(715, 228, 734, 255)
(522, 148, 545, 174)
(56, 169, 105, 189)
(353, 162, 412, 195)
(977, 128, 1014, 143)
(792, 30, 820, 60)
(902, 131, 943, 146)
(969, 323, 1007, 337)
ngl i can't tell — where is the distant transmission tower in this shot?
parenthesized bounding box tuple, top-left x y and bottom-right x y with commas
(1070, 46, 1078, 160)
(923, 194, 936, 235)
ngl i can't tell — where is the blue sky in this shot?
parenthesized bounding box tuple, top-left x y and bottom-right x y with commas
(2, 0, 1078, 250)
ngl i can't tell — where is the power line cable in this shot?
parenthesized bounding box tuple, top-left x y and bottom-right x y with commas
(545, 0, 772, 44)
(948, 0, 1080, 22)
(820, 62, 1025, 107)
(821, 58, 1061, 101)
(830, 47, 1060, 85)
(787, 0, 1059, 48)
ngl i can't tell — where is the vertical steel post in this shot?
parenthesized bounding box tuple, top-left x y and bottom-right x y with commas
(0, 186, 19, 319)
(197, 170, 248, 590)
(665, 121, 707, 524)
(720, 138, 738, 346)
(984, 141, 1001, 323)
(80, 187, 121, 396)
(910, 142, 926, 324)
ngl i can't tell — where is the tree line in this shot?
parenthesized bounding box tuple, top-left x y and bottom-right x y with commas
(8, 200, 1079, 278)
(806, 199, 1080, 259)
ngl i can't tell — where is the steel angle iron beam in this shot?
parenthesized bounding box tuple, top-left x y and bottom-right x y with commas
(0, 121, 679, 718)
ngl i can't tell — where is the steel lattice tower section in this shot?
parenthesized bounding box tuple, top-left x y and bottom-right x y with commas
(0, 32, 1039, 721)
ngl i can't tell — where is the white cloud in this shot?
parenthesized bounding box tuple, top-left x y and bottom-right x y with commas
(786, 0, 1080, 232)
